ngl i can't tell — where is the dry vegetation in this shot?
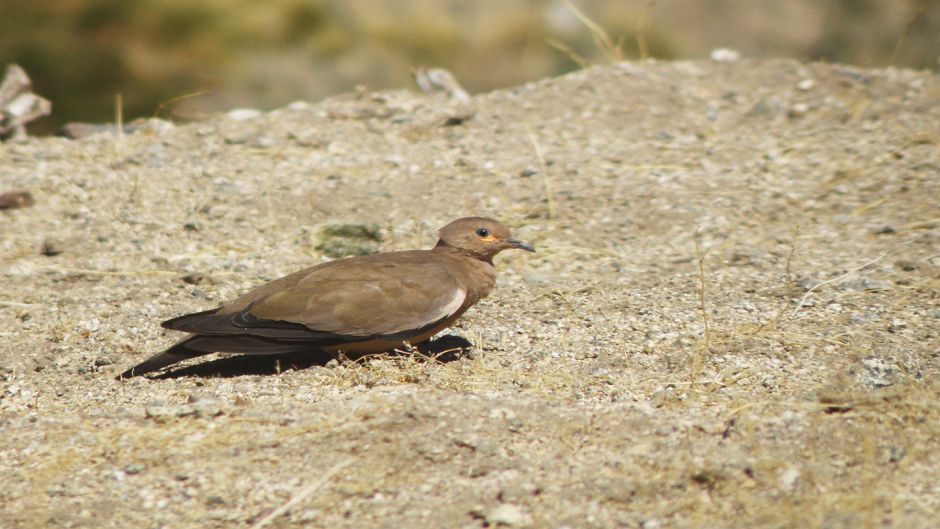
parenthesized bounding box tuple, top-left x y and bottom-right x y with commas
(2, 59, 939, 528)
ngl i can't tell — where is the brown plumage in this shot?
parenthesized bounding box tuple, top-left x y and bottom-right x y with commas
(118, 217, 534, 378)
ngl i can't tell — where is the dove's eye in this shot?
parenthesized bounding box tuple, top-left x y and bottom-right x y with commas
(476, 228, 490, 238)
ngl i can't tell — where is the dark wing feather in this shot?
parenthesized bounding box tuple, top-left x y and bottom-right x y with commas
(162, 308, 349, 341)
(161, 308, 221, 331)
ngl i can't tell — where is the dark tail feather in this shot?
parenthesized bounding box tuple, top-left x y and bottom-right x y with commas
(116, 339, 206, 379)
(117, 335, 313, 379)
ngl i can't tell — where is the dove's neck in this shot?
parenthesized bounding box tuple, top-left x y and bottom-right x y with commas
(433, 246, 497, 305)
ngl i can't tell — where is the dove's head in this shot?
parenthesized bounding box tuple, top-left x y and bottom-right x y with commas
(435, 217, 535, 262)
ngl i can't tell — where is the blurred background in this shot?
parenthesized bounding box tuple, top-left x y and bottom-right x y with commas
(2, 0, 937, 134)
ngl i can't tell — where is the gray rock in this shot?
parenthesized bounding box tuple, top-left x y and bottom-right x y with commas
(849, 312, 880, 324)
(858, 356, 898, 389)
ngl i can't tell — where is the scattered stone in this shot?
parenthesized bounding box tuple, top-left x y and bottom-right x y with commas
(796, 79, 816, 91)
(123, 463, 146, 475)
(189, 399, 223, 417)
(0, 64, 51, 140)
(57, 118, 175, 139)
(205, 496, 226, 507)
(226, 108, 262, 121)
(57, 123, 117, 139)
(858, 356, 898, 388)
(894, 260, 917, 271)
(180, 273, 208, 285)
(93, 356, 114, 367)
(650, 386, 677, 408)
(145, 398, 223, 420)
(779, 466, 800, 490)
(840, 277, 891, 292)
(710, 48, 741, 62)
(414, 66, 471, 105)
(454, 435, 498, 456)
(40, 239, 64, 257)
(190, 287, 211, 299)
(849, 312, 880, 325)
(485, 503, 533, 527)
(144, 405, 177, 420)
(788, 103, 809, 118)
(887, 319, 906, 333)
(0, 190, 33, 209)
(498, 482, 539, 503)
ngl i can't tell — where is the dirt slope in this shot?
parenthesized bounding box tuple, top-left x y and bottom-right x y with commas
(1, 59, 939, 528)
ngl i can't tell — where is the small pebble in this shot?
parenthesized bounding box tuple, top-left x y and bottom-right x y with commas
(486, 503, 533, 527)
(226, 108, 262, 121)
(40, 239, 64, 256)
(850, 312, 879, 324)
(710, 48, 741, 62)
(797, 79, 816, 91)
(0, 190, 34, 210)
(123, 464, 146, 475)
(788, 103, 809, 118)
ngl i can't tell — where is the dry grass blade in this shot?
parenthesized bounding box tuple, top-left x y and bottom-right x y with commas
(888, 0, 928, 66)
(42, 266, 179, 277)
(790, 252, 888, 319)
(524, 124, 556, 219)
(900, 216, 940, 230)
(635, 0, 657, 60)
(560, 0, 623, 61)
(546, 39, 592, 68)
(0, 300, 40, 308)
(691, 228, 711, 386)
(153, 89, 211, 119)
(250, 458, 353, 529)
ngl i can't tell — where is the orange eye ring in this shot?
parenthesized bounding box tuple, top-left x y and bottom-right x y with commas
(476, 227, 497, 242)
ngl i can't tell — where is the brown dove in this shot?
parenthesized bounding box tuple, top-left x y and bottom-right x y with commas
(119, 217, 534, 378)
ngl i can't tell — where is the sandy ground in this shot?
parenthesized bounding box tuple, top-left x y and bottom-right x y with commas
(1, 59, 939, 528)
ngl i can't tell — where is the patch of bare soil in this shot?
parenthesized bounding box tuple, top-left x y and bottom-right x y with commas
(2, 60, 939, 528)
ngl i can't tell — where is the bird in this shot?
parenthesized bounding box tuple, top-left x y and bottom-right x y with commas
(118, 217, 534, 378)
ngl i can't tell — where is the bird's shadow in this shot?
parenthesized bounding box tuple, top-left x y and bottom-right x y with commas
(151, 335, 473, 379)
